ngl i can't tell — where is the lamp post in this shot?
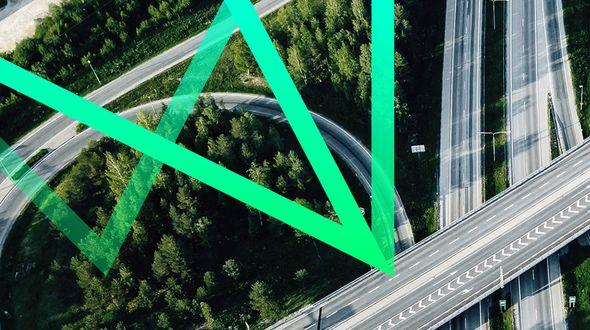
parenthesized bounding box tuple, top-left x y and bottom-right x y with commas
(580, 85, 584, 111)
(87, 60, 102, 85)
(479, 131, 510, 161)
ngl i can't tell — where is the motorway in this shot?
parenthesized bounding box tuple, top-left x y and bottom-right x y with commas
(274, 136, 590, 329)
(506, 0, 577, 327)
(0, 93, 415, 260)
(542, 0, 583, 150)
(439, 0, 484, 227)
(438, 0, 487, 326)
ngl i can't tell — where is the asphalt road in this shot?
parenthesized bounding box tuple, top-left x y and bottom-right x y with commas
(542, 0, 583, 151)
(439, 0, 484, 227)
(0, 93, 415, 262)
(506, 0, 573, 328)
(275, 136, 590, 329)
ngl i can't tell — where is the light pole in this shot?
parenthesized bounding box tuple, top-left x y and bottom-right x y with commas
(479, 131, 510, 161)
(87, 60, 102, 85)
(580, 85, 584, 111)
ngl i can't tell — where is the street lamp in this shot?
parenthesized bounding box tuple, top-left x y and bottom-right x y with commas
(87, 60, 102, 85)
(479, 131, 510, 161)
(580, 85, 585, 111)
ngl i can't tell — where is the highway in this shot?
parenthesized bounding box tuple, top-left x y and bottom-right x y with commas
(506, 0, 575, 327)
(439, 0, 487, 326)
(439, 0, 484, 227)
(0, 93, 415, 261)
(542, 0, 583, 150)
(273, 136, 590, 329)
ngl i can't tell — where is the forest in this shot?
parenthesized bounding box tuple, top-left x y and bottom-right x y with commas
(0, 97, 365, 328)
(0, 0, 447, 327)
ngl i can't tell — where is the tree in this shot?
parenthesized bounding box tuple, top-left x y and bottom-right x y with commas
(152, 235, 189, 280)
(248, 281, 279, 321)
(222, 259, 241, 280)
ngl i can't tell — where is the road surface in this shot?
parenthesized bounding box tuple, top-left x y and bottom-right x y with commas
(273, 135, 590, 329)
(542, 0, 583, 151)
(506, 0, 575, 327)
(439, 0, 484, 226)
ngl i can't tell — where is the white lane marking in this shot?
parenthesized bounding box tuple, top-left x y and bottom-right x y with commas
(327, 310, 338, 318)
(449, 237, 460, 245)
(388, 274, 399, 281)
(575, 159, 584, 167)
(556, 171, 566, 178)
(450, 271, 457, 276)
(409, 262, 420, 269)
(521, 193, 532, 200)
(468, 226, 478, 233)
(506, 203, 514, 210)
(429, 249, 440, 257)
(304, 324, 315, 330)
(368, 286, 381, 294)
(348, 298, 359, 305)
(486, 215, 497, 222)
(539, 181, 549, 189)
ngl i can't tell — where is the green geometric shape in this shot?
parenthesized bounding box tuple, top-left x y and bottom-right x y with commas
(0, 0, 395, 275)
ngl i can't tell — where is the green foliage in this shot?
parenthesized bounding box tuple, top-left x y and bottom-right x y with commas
(1, 97, 365, 328)
(563, 0, 590, 136)
(0, 0, 222, 143)
(249, 281, 279, 322)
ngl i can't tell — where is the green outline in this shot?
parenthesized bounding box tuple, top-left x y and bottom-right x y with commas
(0, 0, 395, 275)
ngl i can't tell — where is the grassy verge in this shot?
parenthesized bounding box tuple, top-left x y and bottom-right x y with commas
(548, 95, 561, 159)
(563, 0, 590, 137)
(10, 148, 49, 180)
(560, 241, 590, 328)
(393, 0, 445, 241)
(483, 0, 509, 199)
(489, 290, 514, 330)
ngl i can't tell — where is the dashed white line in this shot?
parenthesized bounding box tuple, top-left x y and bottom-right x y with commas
(486, 215, 497, 222)
(349, 298, 359, 305)
(506, 203, 514, 210)
(521, 193, 532, 200)
(539, 182, 549, 189)
(556, 171, 566, 178)
(368, 286, 381, 294)
(409, 262, 420, 269)
(449, 237, 460, 245)
(429, 249, 440, 257)
(327, 310, 338, 318)
(468, 226, 478, 234)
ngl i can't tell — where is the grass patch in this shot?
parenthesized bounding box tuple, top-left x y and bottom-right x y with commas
(483, 0, 509, 199)
(560, 241, 590, 328)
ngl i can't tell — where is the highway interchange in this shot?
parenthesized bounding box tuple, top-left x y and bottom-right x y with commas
(0, 0, 587, 328)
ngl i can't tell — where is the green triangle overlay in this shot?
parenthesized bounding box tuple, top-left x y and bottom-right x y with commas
(0, 0, 394, 275)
